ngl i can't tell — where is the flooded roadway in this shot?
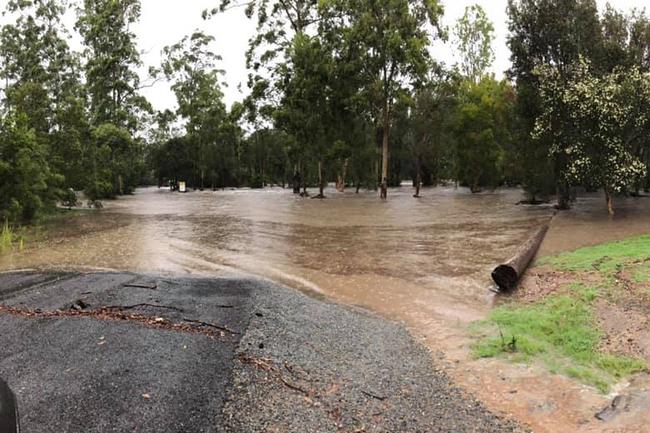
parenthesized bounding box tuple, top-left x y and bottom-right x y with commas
(3, 185, 650, 432)
(0, 186, 553, 326)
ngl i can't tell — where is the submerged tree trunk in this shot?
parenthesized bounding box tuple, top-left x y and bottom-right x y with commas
(292, 164, 300, 194)
(301, 165, 308, 197)
(315, 160, 325, 198)
(557, 182, 570, 210)
(380, 99, 389, 199)
(337, 158, 348, 192)
(470, 173, 481, 193)
(605, 188, 614, 216)
(413, 155, 421, 198)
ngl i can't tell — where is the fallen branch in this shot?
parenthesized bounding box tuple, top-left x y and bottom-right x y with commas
(0, 305, 228, 339)
(182, 318, 239, 335)
(123, 283, 157, 290)
(491, 224, 550, 291)
(103, 303, 184, 313)
(238, 355, 311, 396)
(360, 390, 386, 401)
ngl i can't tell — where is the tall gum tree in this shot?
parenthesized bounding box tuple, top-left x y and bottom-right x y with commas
(160, 31, 228, 189)
(76, 0, 149, 130)
(325, 0, 444, 198)
(205, 0, 320, 191)
(453, 4, 495, 83)
(76, 0, 151, 196)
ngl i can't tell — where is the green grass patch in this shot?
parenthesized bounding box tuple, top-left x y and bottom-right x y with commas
(0, 220, 24, 254)
(540, 234, 650, 272)
(472, 284, 646, 392)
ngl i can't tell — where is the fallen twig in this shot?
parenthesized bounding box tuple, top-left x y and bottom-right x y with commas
(238, 355, 310, 396)
(123, 283, 157, 290)
(0, 305, 229, 339)
(104, 303, 184, 313)
(182, 318, 239, 335)
(360, 390, 386, 401)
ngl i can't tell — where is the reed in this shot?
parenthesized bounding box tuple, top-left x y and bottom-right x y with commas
(0, 220, 19, 253)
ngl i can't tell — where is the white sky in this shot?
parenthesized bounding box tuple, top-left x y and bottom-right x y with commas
(3, 0, 648, 111)
(135, 0, 645, 111)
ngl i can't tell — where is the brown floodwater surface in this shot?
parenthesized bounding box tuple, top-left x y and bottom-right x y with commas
(0, 186, 553, 321)
(3, 186, 650, 432)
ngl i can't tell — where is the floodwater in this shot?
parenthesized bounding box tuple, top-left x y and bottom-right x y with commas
(3, 185, 650, 432)
(0, 186, 553, 324)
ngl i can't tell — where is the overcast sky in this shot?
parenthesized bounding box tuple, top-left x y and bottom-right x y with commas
(4, 0, 648, 111)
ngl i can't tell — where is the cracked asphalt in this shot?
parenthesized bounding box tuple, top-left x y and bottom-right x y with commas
(0, 271, 521, 432)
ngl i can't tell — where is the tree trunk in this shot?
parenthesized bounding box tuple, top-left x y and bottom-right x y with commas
(337, 158, 348, 192)
(413, 156, 421, 198)
(492, 224, 550, 291)
(605, 189, 614, 216)
(380, 98, 389, 199)
(301, 165, 308, 197)
(316, 160, 325, 198)
(556, 181, 571, 209)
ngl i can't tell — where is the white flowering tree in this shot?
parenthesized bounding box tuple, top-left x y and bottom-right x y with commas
(534, 59, 650, 215)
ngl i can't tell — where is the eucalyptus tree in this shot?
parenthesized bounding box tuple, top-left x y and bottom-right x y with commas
(76, 0, 150, 197)
(76, 0, 149, 129)
(275, 34, 334, 197)
(406, 73, 458, 197)
(534, 59, 650, 215)
(453, 4, 495, 83)
(205, 0, 319, 112)
(325, 0, 445, 198)
(206, 0, 322, 192)
(160, 31, 231, 189)
(507, 0, 602, 208)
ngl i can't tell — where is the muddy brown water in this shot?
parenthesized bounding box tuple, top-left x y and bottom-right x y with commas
(2, 185, 650, 432)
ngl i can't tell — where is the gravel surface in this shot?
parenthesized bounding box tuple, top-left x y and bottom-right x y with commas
(0, 271, 522, 432)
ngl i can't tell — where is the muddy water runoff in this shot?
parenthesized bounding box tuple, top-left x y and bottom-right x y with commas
(3, 185, 650, 432)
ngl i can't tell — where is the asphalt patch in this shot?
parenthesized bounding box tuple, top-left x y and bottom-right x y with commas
(0, 271, 521, 432)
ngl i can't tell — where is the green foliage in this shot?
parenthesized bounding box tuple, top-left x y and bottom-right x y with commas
(473, 285, 646, 392)
(454, 4, 495, 82)
(84, 123, 140, 199)
(451, 77, 513, 192)
(0, 112, 60, 223)
(76, 0, 150, 129)
(156, 31, 241, 190)
(507, 0, 603, 203)
(534, 58, 649, 213)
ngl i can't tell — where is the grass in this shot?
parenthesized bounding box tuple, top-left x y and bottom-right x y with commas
(0, 220, 24, 254)
(541, 234, 650, 273)
(473, 236, 650, 393)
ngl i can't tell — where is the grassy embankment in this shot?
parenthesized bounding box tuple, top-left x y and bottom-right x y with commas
(472, 234, 650, 392)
